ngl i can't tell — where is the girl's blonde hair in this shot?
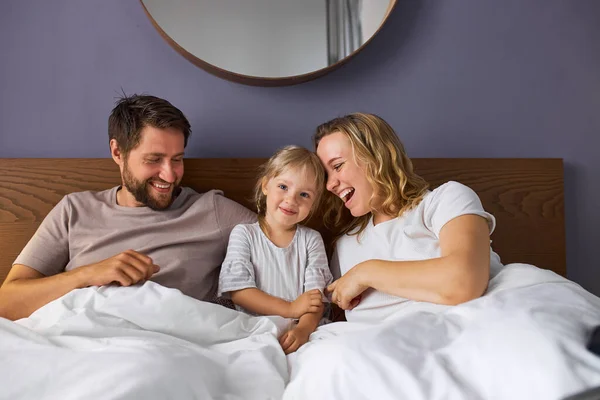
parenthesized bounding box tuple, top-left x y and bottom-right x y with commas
(254, 145, 326, 233)
(313, 113, 429, 239)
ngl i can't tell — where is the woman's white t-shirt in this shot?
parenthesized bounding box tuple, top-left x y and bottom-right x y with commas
(332, 181, 504, 323)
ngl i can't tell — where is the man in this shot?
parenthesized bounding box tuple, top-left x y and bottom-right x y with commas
(0, 94, 256, 321)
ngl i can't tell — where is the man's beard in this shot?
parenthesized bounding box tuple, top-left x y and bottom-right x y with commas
(122, 162, 179, 211)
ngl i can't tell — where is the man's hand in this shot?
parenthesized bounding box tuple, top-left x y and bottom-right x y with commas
(279, 325, 312, 354)
(80, 250, 160, 287)
(0, 251, 160, 320)
(288, 289, 323, 318)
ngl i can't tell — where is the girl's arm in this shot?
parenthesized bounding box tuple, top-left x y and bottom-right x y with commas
(279, 230, 331, 354)
(329, 214, 491, 309)
(279, 301, 324, 354)
(295, 302, 324, 332)
(230, 288, 292, 317)
(230, 288, 323, 318)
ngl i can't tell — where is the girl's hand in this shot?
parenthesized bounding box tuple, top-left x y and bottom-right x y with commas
(279, 326, 311, 354)
(327, 262, 369, 310)
(288, 289, 323, 318)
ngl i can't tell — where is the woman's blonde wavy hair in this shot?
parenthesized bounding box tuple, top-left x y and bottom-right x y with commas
(314, 113, 429, 239)
(254, 145, 326, 235)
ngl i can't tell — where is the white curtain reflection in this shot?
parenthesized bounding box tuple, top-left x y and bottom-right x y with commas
(326, 0, 363, 65)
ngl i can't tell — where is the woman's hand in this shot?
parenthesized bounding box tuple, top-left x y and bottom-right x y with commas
(327, 262, 370, 310)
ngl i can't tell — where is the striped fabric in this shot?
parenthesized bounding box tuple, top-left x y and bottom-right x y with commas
(218, 222, 333, 315)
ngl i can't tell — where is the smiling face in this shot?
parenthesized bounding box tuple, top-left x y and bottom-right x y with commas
(261, 166, 318, 231)
(112, 125, 185, 210)
(316, 131, 375, 218)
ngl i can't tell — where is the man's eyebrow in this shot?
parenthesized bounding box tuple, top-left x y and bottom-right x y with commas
(143, 152, 185, 158)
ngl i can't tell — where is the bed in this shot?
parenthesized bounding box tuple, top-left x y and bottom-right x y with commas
(1, 157, 599, 400)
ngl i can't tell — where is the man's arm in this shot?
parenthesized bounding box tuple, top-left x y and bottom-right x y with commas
(0, 265, 90, 320)
(0, 195, 76, 320)
(0, 250, 160, 321)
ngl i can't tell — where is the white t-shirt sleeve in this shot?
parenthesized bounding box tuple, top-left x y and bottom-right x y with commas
(303, 230, 334, 301)
(218, 224, 257, 298)
(424, 181, 496, 237)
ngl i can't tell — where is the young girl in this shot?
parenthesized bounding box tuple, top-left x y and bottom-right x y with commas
(218, 145, 333, 354)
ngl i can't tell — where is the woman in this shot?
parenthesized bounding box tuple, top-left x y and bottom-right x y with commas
(282, 113, 600, 400)
(314, 113, 504, 323)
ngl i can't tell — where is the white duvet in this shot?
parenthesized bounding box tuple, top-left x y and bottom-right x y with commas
(0, 282, 290, 400)
(1, 264, 599, 400)
(284, 264, 600, 400)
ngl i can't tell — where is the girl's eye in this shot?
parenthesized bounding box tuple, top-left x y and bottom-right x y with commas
(278, 184, 287, 190)
(300, 192, 310, 199)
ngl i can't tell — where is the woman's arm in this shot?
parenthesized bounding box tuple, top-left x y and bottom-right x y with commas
(328, 214, 491, 309)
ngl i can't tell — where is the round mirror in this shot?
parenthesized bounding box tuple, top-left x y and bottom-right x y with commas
(141, 0, 397, 86)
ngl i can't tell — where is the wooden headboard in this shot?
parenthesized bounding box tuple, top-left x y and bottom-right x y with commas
(0, 158, 565, 284)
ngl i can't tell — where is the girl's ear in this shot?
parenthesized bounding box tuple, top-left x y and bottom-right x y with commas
(261, 177, 269, 196)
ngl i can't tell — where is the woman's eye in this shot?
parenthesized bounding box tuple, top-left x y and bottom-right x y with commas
(333, 163, 343, 171)
(278, 184, 287, 190)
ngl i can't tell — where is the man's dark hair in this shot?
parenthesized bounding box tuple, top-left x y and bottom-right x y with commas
(108, 94, 191, 155)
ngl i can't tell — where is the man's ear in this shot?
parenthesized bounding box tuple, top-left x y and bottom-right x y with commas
(110, 139, 124, 166)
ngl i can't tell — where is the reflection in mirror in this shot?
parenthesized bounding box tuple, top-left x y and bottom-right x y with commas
(141, 0, 395, 85)
(327, 0, 391, 65)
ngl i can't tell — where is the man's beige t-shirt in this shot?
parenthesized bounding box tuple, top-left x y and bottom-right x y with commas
(14, 187, 256, 301)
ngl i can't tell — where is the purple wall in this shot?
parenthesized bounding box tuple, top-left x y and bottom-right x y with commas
(1, 0, 599, 295)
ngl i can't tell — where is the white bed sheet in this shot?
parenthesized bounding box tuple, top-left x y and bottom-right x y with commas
(2, 263, 599, 400)
(284, 264, 600, 400)
(0, 281, 290, 400)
